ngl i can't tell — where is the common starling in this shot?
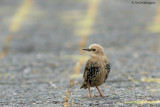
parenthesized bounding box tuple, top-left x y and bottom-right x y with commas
(80, 44, 111, 98)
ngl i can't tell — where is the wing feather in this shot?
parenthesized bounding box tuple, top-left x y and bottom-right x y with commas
(83, 60, 100, 84)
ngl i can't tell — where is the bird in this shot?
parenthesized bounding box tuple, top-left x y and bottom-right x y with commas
(80, 44, 111, 98)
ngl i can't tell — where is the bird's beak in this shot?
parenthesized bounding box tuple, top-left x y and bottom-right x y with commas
(82, 48, 91, 51)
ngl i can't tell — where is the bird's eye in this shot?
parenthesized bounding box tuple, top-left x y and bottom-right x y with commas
(92, 49, 96, 51)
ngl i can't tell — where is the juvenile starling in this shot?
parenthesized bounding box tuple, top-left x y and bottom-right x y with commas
(80, 44, 111, 98)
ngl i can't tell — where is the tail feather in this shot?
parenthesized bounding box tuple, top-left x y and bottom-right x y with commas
(80, 83, 88, 89)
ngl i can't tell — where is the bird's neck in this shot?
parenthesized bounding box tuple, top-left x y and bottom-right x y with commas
(90, 54, 106, 59)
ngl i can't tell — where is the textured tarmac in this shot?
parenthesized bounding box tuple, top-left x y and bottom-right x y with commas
(0, 0, 160, 106)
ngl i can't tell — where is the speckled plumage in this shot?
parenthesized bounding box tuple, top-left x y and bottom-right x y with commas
(80, 44, 111, 98)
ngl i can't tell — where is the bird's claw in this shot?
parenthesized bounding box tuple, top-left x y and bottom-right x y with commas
(89, 95, 93, 98)
(100, 94, 104, 97)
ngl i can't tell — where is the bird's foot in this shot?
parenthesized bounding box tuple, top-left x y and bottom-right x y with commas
(94, 94, 104, 97)
(89, 95, 93, 98)
(99, 94, 104, 97)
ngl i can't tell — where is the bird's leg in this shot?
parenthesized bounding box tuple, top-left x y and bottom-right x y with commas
(96, 86, 104, 97)
(88, 87, 92, 98)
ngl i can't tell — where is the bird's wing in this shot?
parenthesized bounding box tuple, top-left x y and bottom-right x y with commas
(83, 60, 100, 83)
(105, 62, 111, 73)
(105, 62, 111, 79)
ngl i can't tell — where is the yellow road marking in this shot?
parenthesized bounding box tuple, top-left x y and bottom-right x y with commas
(141, 78, 160, 84)
(147, 1, 160, 33)
(146, 2, 160, 94)
(10, 0, 33, 33)
(150, 89, 160, 92)
(73, 0, 100, 76)
(72, 0, 100, 83)
(141, 77, 160, 97)
(64, 89, 71, 107)
(147, 1, 160, 53)
(128, 76, 137, 83)
(64, 0, 100, 106)
(125, 100, 160, 104)
(0, 0, 33, 61)
(148, 24, 160, 33)
(75, 0, 100, 37)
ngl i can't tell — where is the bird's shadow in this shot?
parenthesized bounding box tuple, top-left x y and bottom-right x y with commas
(82, 95, 109, 99)
(93, 95, 109, 98)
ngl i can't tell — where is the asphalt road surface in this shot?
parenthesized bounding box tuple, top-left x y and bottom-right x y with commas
(0, 0, 160, 106)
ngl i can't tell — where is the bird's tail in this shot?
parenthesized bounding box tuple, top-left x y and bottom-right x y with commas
(80, 83, 88, 89)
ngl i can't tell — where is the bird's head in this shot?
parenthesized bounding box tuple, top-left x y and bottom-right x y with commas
(83, 44, 105, 56)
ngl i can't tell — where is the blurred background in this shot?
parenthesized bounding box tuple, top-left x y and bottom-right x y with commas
(0, 0, 160, 106)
